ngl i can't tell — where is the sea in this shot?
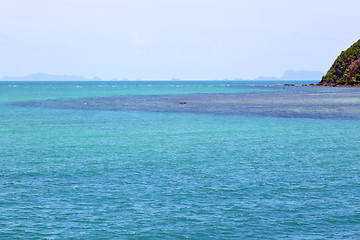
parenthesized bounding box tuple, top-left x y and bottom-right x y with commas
(0, 81, 359, 239)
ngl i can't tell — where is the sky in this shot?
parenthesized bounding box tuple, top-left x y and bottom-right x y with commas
(0, 0, 359, 80)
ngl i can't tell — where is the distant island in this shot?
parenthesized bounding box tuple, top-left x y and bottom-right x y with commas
(0, 70, 325, 82)
(255, 70, 323, 81)
(0, 73, 101, 81)
(317, 39, 360, 86)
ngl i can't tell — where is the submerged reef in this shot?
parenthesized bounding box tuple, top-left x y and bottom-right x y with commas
(10, 86, 360, 120)
(318, 39, 360, 86)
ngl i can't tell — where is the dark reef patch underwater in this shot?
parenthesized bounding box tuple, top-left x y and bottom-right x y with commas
(9, 85, 360, 120)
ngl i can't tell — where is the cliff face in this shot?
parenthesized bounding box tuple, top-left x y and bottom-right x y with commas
(317, 39, 360, 86)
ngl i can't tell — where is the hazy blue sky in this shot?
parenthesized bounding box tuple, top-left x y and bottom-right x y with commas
(0, 0, 359, 80)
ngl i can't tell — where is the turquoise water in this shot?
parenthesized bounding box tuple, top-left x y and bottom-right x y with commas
(0, 81, 275, 103)
(1, 81, 360, 239)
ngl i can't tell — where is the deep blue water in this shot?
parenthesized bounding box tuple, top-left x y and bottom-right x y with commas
(1, 81, 360, 239)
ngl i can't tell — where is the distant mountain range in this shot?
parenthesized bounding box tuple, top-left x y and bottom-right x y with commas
(0, 70, 324, 81)
(254, 70, 324, 81)
(0, 73, 101, 81)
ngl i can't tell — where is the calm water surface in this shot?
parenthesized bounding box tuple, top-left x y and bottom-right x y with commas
(0, 81, 359, 239)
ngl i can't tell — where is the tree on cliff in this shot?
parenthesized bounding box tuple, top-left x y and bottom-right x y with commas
(318, 39, 360, 86)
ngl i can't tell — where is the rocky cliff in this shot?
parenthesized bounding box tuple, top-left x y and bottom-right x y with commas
(317, 39, 360, 86)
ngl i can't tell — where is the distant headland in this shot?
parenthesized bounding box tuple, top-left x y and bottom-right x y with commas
(317, 39, 360, 86)
(255, 70, 323, 81)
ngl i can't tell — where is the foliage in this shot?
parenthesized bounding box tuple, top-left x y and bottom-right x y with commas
(352, 73, 360, 84)
(321, 39, 360, 85)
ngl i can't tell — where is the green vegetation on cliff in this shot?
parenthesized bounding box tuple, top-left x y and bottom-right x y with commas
(319, 39, 360, 86)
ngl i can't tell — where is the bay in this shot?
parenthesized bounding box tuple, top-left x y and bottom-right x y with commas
(0, 81, 359, 239)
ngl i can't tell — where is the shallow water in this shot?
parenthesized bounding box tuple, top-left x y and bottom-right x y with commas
(10, 84, 360, 120)
(1, 81, 360, 239)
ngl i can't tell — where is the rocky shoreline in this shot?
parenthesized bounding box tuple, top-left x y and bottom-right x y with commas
(283, 82, 360, 87)
(315, 82, 360, 87)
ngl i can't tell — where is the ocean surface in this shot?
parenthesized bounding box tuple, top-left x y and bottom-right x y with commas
(1, 81, 360, 239)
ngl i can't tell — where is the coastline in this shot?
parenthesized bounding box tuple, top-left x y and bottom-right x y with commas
(284, 82, 360, 87)
(315, 81, 360, 87)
